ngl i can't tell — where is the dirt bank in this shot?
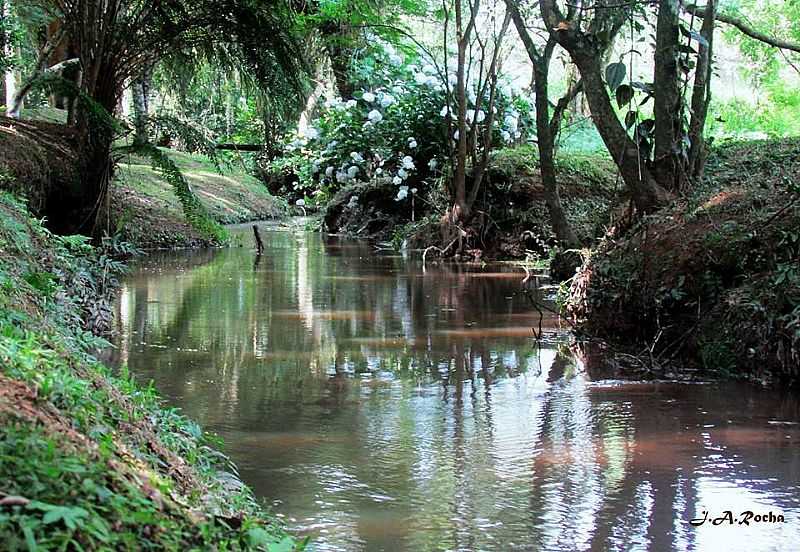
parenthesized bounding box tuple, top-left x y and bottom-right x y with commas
(567, 139, 800, 386)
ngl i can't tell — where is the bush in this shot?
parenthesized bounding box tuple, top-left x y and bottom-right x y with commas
(266, 40, 534, 208)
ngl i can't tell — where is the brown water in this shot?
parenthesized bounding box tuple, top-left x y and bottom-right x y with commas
(111, 223, 800, 551)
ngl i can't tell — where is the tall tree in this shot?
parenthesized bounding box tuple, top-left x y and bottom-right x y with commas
(28, 0, 308, 234)
(538, 0, 671, 214)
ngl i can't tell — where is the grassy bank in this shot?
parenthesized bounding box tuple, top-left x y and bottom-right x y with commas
(113, 149, 286, 249)
(567, 139, 800, 385)
(0, 192, 298, 550)
(0, 114, 285, 250)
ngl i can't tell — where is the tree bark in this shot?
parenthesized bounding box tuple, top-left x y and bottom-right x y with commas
(688, 0, 716, 179)
(507, 0, 580, 249)
(131, 72, 150, 145)
(539, 0, 670, 214)
(652, 0, 685, 192)
(2, 0, 17, 114)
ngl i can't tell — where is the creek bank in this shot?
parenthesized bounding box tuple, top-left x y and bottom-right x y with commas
(0, 116, 286, 250)
(321, 146, 620, 261)
(567, 139, 800, 386)
(0, 192, 298, 549)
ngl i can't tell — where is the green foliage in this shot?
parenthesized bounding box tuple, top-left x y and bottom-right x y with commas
(0, 193, 298, 550)
(117, 144, 229, 244)
(268, 40, 530, 206)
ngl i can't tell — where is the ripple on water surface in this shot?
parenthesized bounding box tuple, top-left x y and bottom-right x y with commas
(111, 226, 800, 551)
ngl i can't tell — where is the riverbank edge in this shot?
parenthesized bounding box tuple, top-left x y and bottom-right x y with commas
(0, 192, 300, 549)
(565, 139, 800, 387)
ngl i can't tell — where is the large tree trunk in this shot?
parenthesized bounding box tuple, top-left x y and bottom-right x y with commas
(539, 0, 671, 214)
(652, 0, 686, 192)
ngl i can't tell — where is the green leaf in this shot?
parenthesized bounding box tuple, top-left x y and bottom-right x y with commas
(624, 110, 638, 129)
(605, 62, 627, 90)
(616, 84, 634, 108)
(267, 537, 296, 552)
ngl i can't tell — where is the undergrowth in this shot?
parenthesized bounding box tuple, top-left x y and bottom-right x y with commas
(0, 192, 299, 550)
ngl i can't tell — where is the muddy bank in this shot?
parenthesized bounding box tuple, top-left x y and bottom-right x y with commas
(567, 139, 800, 386)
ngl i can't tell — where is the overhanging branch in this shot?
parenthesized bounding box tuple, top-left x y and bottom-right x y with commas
(687, 5, 800, 54)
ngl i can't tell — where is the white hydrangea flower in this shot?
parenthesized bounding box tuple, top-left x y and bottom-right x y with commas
(362, 91, 376, 103)
(347, 195, 359, 208)
(393, 176, 403, 185)
(414, 72, 429, 85)
(367, 109, 383, 123)
(350, 152, 365, 163)
(392, 85, 404, 95)
(303, 127, 320, 140)
(295, 198, 306, 206)
(428, 158, 438, 170)
(336, 170, 348, 183)
(475, 110, 486, 123)
(501, 130, 512, 143)
(345, 99, 357, 108)
(401, 156, 415, 170)
(347, 165, 359, 178)
(375, 168, 383, 175)
(389, 54, 403, 66)
(407, 65, 419, 74)
(453, 130, 460, 140)
(380, 94, 396, 108)
(325, 166, 334, 177)
(504, 114, 518, 132)
(422, 64, 436, 75)
(324, 97, 340, 109)
(395, 186, 409, 201)
(398, 168, 408, 179)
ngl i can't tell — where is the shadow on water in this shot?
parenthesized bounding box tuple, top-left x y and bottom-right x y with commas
(110, 224, 800, 551)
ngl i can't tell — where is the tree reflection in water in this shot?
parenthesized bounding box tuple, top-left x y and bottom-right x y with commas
(111, 224, 800, 552)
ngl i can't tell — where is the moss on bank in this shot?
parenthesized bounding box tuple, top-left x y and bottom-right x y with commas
(567, 139, 800, 385)
(0, 193, 299, 550)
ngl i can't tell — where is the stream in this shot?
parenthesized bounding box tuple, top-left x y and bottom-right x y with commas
(110, 222, 800, 551)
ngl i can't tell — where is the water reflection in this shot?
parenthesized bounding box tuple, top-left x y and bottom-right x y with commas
(111, 224, 800, 551)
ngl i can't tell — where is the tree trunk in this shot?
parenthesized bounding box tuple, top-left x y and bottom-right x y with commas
(2, 0, 17, 114)
(652, 0, 686, 192)
(506, 0, 580, 250)
(539, 0, 671, 214)
(131, 73, 150, 146)
(452, 0, 471, 222)
(688, 0, 716, 179)
(533, 62, 581, 250)
(574, 53, 670, 213)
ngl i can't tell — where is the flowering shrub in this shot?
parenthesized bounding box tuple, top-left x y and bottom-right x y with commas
(269, 41, 534, 207)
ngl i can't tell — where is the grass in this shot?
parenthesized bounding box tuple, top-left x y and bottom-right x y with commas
(113, 148, 287, 249)
(0, 192, 301, 550)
